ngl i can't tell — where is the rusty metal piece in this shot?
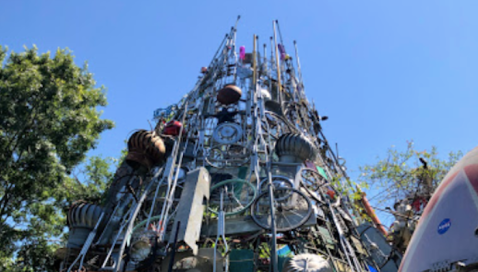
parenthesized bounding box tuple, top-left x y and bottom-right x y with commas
(244, 53, 253, 64)
(126, 130, 166, 169)
(360, 192, 388, 236)
(217, 84, 242, 105)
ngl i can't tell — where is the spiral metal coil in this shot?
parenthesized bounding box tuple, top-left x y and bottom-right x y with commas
(126, 129, 166, 169)
(67, 202, 103, 248)
(275, 133, 318, 163)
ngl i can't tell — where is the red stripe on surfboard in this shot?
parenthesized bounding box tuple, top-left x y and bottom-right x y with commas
(420, 171, 459, 220)
(464, 164, 478, 195)
(399, 170, 459, 272)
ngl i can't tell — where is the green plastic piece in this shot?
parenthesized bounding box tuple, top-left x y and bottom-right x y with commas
(316, 166, 329, 179)
(229, 249, 254, 272)
(238, 166, 248, 179)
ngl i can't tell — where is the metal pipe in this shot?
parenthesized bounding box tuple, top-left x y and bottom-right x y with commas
(360, 192, 388, 236)
(167, 222, 181, 272)
(267, 177, 279, 272)
(293, 40, 304, 91)
(115, 178, 157, 271)
(252, 34, 257, 93)
(272, 21, 283, 113)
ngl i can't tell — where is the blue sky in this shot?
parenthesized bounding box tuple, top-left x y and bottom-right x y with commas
(1, 1, 477, 196)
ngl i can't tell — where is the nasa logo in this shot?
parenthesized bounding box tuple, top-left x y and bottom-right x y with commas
(437, 218, 451, 235)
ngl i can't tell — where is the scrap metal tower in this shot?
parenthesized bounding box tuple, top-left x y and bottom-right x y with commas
(60, 18, 402, 272)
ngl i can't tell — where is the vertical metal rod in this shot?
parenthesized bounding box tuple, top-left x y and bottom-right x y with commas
(256, 36, 262, 74)
(252, 34, 257, 92)
(275, 20, 286, 51)
(267, 177, 279, 272)
(276, 20, 295, 76)
(263, 43, 267, 74)
(167, 222, 181, 272)
(234, 15, 241, 31)
(269, 37, 274, 100)
(273, 21, 283, 113)
(293, 40, 304, 87)
(214, 190, 229, 272)
(231, 20, 239, 83)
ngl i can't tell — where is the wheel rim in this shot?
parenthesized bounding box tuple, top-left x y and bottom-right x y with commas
(251, 188, 312, 232)
(208, 179, 257, 216)
(300, 169, 327, 192)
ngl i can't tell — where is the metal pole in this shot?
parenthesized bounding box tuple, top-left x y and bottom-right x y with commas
(252, 34, 257, 92)
(293, 40, 304, 88)
(267, 181, 279, 272)
(167, 222, 181, 272)
(273, 21, 283, 114)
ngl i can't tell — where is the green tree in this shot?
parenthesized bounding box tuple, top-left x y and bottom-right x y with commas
(358, 141, 463, 223)
(0, 45, 114, 271)
(69, 155, 116, 204)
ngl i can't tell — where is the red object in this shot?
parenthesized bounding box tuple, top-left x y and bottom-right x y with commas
(162, 120, 184, 136)
(200, 67, 208, 73)
(411, 196, 428, 212)
(326, 189, 335, 199)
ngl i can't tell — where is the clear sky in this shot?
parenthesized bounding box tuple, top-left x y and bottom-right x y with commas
(2, 1, 477, 197)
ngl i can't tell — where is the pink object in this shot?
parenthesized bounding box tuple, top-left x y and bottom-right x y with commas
(278, 44, 286, 60)
(239, 46, 246, 60)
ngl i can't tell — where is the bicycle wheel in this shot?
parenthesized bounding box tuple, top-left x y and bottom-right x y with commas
(208, 179, 257, 216)
(250, 187, 312, 232)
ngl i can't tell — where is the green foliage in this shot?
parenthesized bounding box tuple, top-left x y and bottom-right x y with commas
(329, 174, 369, 202)
(70, 155, 116, 205)
(0, 45, 114, 271)
(358, 141, 463, 212)
(327, 174, 370, 223)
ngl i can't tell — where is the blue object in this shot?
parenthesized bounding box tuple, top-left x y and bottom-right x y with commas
(277, 245, 292, 257)
(437, 218, 451, 235)
(367, 265, 378, 272)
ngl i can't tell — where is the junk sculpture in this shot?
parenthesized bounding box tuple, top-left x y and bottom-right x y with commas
(58, 18, 402, 272)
